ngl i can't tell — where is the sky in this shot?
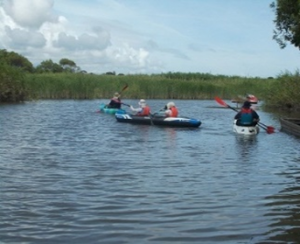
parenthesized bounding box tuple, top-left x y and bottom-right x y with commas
(0, 0, 299, 78)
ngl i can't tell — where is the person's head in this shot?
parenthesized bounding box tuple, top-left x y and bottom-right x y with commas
(243, 101, 251, 108)
(114, 92, 120, 98)
(138, 99, 146, 108)
(167, 102, 175, 109)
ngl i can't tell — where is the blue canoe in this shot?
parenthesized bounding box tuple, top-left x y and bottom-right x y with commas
(115, 113, 201, 128)
(99, 104, 126, 114)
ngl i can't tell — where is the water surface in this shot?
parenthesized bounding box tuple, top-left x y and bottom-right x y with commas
(1, 99, 300, 244)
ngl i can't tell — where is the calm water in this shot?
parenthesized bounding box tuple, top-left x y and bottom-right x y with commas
(1, 99, 300, 244)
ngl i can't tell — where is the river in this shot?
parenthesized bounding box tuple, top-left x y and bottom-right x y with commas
(1, 99, 300, 244)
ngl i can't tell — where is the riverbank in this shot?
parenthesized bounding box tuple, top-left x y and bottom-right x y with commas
(2, 71, 300, 112)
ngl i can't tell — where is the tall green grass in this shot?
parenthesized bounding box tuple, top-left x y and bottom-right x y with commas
(263, 71, 300, 111)
(24, 72, 274, 101)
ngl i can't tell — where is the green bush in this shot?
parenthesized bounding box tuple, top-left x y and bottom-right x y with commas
(0, 63, 26, 103)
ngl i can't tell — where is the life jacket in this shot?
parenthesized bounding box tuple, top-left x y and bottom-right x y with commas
(167, 106, 178, 117)
(137, 106, 150, 116)
(240, 108, 253, 125)
(111, 98, 120, 102)
(108, 98, 121, 108)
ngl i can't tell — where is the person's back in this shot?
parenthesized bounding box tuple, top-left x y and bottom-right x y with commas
(235, 101, 259, 126)
(239, 108, 254, 125)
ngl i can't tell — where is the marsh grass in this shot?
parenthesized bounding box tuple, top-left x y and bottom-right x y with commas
(24, 72, 275, 101)
(263, 71, 300, 111)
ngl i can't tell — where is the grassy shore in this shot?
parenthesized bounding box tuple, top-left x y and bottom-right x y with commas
(18, 71, 300, 111)
(24, 72, 272, 99)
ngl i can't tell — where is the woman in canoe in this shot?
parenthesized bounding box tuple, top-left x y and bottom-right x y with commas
(165, 102, 178, 117)
(130, 99, 151, 116)
(234, 101, 259, 126)
(107, 92, 121, 109)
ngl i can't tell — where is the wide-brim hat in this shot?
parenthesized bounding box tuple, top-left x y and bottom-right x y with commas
(167, 102, 175, 109)
(138, 99, 146, 106)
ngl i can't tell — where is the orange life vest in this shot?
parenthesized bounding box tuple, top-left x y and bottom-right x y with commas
(137, 106, 150, 116)
(167, 107, 178, 117)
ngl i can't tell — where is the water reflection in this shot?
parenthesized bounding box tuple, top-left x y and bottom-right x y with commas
(234, 135, 258, 160)
(259, 162, 300, 244)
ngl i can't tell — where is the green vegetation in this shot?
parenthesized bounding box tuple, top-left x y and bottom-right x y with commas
(0, 63, 26, 103)
(271, 0, 300, 49)
(0, 48, 82, 103)
(0, 49, 34, 73)
(1, 48, 300, 112)
(263, 71, 300, 111)
(24, 72, 273, 101)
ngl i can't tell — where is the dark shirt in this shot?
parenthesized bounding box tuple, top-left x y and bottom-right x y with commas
(108, 98, 121, 109)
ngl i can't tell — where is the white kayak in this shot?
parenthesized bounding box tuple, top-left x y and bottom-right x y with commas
(233, 120, 259, 135)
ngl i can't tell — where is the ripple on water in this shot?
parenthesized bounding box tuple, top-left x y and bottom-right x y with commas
(1, 100, 300, 243)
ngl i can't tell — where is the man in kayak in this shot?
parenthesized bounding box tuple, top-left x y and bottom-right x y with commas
(235, 101, 259, 126)
(107, 92, 121, 108)
(130, 99, 151, 116)
(165, 102, 178, 117)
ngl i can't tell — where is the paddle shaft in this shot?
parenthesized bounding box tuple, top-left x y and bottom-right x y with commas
(121, 102, 130, 107)
(119, 84, 128, 95)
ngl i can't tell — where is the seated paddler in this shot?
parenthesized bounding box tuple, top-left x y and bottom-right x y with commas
(107, 92, 121, 109)
(130, 99, 151, 116)
(165, 102, 178, 117)
(234, 101, 260, 126)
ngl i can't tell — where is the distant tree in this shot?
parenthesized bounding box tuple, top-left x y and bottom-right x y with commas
(35, 59, 64, 73)
(59, 58, 79, 72)
(270, 0, 300, 49)
(0, 49, 34, 72)
(105, 71, 116, 75)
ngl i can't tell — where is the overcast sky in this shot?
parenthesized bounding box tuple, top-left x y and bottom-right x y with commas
(0, 0, 299, 77)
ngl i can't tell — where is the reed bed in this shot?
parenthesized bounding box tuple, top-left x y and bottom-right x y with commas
(24, 72, 274, 101)
(263, 71, 300, 111)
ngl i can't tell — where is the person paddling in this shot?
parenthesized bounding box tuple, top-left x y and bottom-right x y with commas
(130, 99, 151, 116)
(107, 92, 121, 109)
(234, 101, 259, 126)
(165, 102, 178, 117)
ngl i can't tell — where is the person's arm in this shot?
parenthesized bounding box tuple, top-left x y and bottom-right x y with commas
(252, 111, 260, 122)
(165, 109, 171, 117)
(234, 112, 241, 119)
(130, 106, 142, 112)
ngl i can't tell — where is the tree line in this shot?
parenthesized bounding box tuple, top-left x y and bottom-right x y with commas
(0, 48, 85, 103)
(0, 49, 81, 74)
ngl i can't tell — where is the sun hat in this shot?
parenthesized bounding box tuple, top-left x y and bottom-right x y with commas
(138, 99, 146, 106)
(114, 92, 120, 97)
(167, 102, 175, 109)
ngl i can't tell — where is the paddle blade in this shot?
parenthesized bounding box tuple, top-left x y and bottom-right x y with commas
(266, 126, 275, 134)
(215, 96, 228, 107)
